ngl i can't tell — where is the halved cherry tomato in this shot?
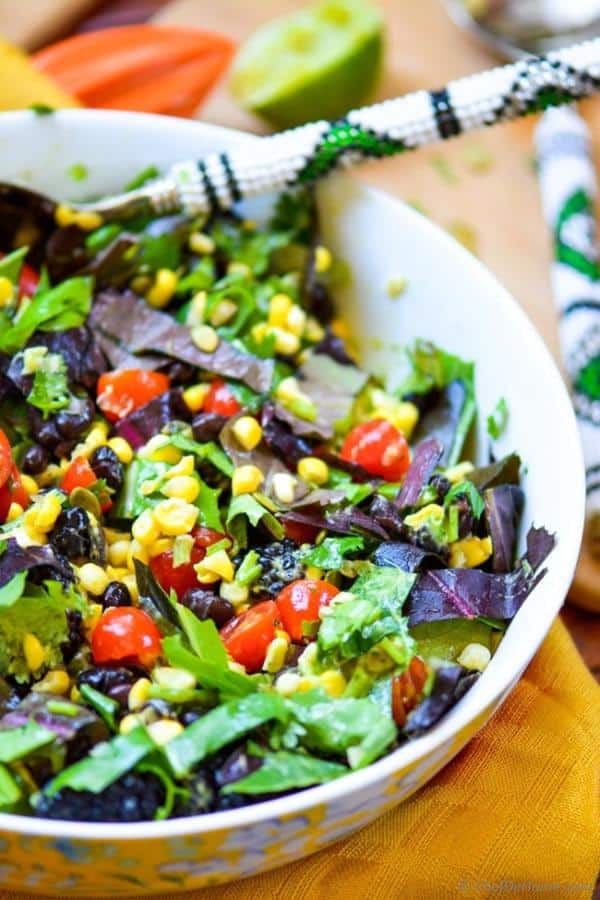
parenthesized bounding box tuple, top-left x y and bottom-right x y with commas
(97, 369, 170, 423)
(149, 526, 225, 599)
(283, 518, 320, 546)
(340, 418, 410, 482)
(0, 254, 39, 298)
(391, 656, 428, 727)
(91, 607, 162, 668)
(0, 429, 13, 488)
(275, 579, 339, 643)
(203, 379, 241, 417)
(60, 456, 112, 511)
(220, 599, 278, 673)
(0, 464, 31, 522)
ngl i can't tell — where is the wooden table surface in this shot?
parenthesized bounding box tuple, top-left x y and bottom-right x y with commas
(8, 0, 600, 675)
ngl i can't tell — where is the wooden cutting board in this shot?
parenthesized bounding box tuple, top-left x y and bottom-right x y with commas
(0, 0, 99, 50)
(156, 0, 598, 606)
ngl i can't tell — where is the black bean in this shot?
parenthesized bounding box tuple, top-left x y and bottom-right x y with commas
(50, 507, 91, 561)
(100, 581, 131, 609)
(165, 361, 196, 385)
(180, 707, 206, 727)
(89, 445, 124, 493)
(191, 412, 227, 442)
(21, 444, 49, 475)
(77, 666, 143, 708)
(180, 589, 235, 628)
(55, 396, 94, 440)
(60, 610, 85, 662)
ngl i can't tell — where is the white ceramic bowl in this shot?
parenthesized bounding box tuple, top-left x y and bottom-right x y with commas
(0, 110, 585, 896)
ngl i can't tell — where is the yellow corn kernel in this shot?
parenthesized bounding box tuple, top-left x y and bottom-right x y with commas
(195, 568, 220, 585)
(108, 437, 133, 464)
(24, 493, 62, 534)
(83, 423, 110, 454)
(298, 642, 318, 675)
(404, 504, 445, 531)
(153, 498, 198, 536)
(6, 502, 24, 522)
(242, 219, 256, 231)
(20, 475, 38, 497)
(231, 464, 264, 496)
(153, 667, 196, 691)
(269, 326, 300, 356)
(32, 669, 70, 695)
(263, 637, 289, 673)
(304, 565, 323, 580)
(268, 293, 293, 327)
(272, 472, 297, 505)
(188, 231, 215, 255)
(108, 540, 130, 567)
(305, 316, 325, 343)
(275, 376, 310, 407)
(161, 475, 199, 504)
(232, 416, 262, 451)
(275, 672, 301, 696)
(297, 456, 329, 486)
(449, 536, 493, 569)
(23, 633, 45, 672)
(457, 642, 491, 672)
(191, 324, 219, 353)
(209, 298, 237, 327)
(274, 629, 290, 645)
(319, 670, 346, 698)
(195, 548, 234, 582)
(285, 305, 307, 337)
(251, 322, 269, 344)
(106, 566, 129, 582)
(131, 275, 151, 295)
(0, 276, 14, 306)
(119, 713, 143, 734)
(78, 562, 110, 596)
(187, 290, 207, 326)
(297, 675, 319, 693)
(183, 383, 210, 413)
(70, 686, 81, 703)
(140, 435, 182, 464)
(227, 261, 252, 278)
(55, 205, 103, 231)
(128, 677, 151, 711)
(314, 245, 332, 273)
(127, 540, 149, 567)
(85, 602, 103, 632)
(121, 573, 139, 602)
(147, 719, 185, 746)
(146, 268, 178, 308)
(103, 528, 127, 545)
(147, 538, 173, 558)
(219, 580, 249, 607)
(444, 461, 475, 484)
(22, 346, 48, 375)
(132, 509, 161, 546)
(330, 317, 351, 341)
(165, 455, 195, 479)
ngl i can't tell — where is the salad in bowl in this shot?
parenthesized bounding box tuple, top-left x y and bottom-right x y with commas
(0, 173, 554, 824)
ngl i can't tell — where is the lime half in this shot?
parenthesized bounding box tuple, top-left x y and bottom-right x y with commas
(230, 0, 384, 129)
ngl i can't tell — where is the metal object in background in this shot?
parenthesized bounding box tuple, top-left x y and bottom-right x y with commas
(30, 35, 600, 221)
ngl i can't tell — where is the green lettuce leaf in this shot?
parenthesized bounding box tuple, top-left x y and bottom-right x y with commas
(0, 763, 21, 809)
(226, 493, 284, 549)
(27, 352, 70, 417)
(0, 276, 93, 353)
(223, 747, 347, 795)
(0, 720, 56, 762)
(162, 634, 257, 699)
(301, 536, 364, 570)
(0, 247, 27, 284)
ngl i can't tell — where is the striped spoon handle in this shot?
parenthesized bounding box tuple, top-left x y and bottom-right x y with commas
(79, 36, 600, 220)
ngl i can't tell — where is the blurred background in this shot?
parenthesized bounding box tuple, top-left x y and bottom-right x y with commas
(0, 0, 598, 671)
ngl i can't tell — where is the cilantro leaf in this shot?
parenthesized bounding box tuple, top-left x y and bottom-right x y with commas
(26, 352, 70, 417)
(487, 396, 509, 440)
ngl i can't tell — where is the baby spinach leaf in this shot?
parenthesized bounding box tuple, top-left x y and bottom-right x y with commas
(223, 749, 347, 795)
(226, 493, 284, 549)
(0, 571, 26, 607)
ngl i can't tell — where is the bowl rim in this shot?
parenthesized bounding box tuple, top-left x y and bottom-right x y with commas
(0, 108, 585, 842)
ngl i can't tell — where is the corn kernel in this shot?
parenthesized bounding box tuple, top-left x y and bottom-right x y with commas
(141, 435, 182, 464)
(314, 245, 332, 273)
(6, 502, 24, 522)
(183, 383, 210, 413)
(297, 456, 329, 486)
(146, 268, 178, 308)
(83, 422, 110, 453)
(108, 437, 133, 464)
(272, 472, 297, 505)
(55, 205, 102, 230)
(132, 509, 161, 546)
(23, 633, 45, 672)
(153, 667, 196, 691)
(33, 669, 70, 695)
(127, 540, 149, 567)
(20, 475, 39, 497)
(165, 455, 195, 479)
(0, 276, 14, 306)
(319, 670, 346, 698)
(162, 475, 199, 503)
(263, 637, 289, 674)
(153, 498, 198, 536)
(195, 568, 220, 585)
(121, 573, 139, 602)
(275, 376, 308, 406)
(78, 562, 110, 596)
(85, 602, 103, 631)
(232, 416, 262, 451)
(24, 493, 62, 534)
(298, 642, 319, 675)
(449, 536, 493, 569)
(191, 324, 219, 353)
(444, 461, 475, 484)
(187, 290, 207, 326)
(119, 713, 143, 734)
(227, 261, 252, 278)
(270, 326, 300, 356)
(404, 504, 445, 531)
(251, 322, 269, 344)
(304, 565, 322, 580)
(147, 719, 185, 746)
(128, 677, 151, 711)
(274, 628, 290, 644)
(209, 298, 237, 327)
(188, 231, 215, 255)
(147, 538, 173, 559)
(70, 686, 81, 703)
(297, 675, 319, 692)
(268, 293, 293, 327)
(231, 464, 264, 496)
(195, 548, 234, 582)
(219, 580, 249, 607)
(286, 305, 307, 337)
(458, 642, 491, 672)
(131, 275, 151, 295)
(304, 316, 325, 343)
(275, 672, 301, 696)
(22, 346, 48, 374)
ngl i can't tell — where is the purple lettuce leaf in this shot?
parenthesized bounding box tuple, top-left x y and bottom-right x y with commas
(28, 326, 107, 391)
(260, 401, 313, 464)
(313, 331, 358, 367)
(525, 526, 556, 571)
(467, 453, 521, 490)
(484, 485, 524, 573)
(191, 412, 228, 443)
(0, 692, 107, 747)
(372, 541, 445, 572)
(0, 539, 74, 589)
(325, 507, 389, 540)
(396, 437, 444, 508)
(403, 666, 478, 737)
(409, 382, 467, 466)
(113, 389, 190, 449)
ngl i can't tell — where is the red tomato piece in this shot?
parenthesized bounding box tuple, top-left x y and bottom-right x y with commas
(275, 579, 339, 643)
(220, 599, 278, 673)
(60, 456, 97, 494)
(149, 545, 206, 600)
(18, 262, 39, 298)
(0, 429, 13, 488)
(340, 418, 410, 482)
(97, 369, 170, 423)
(191, 525, 226, 547)
(203, 379, 241, 417)
(0, 465, 30, 522)
(91, 607, 162, 668)
(391, 656, 429, 727)
(283, 519, 320, 546)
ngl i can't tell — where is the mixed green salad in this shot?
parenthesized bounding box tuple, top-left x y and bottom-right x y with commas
(0, 179, 553, 822)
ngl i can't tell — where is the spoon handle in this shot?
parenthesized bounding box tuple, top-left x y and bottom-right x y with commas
(81, 36, 600, 219)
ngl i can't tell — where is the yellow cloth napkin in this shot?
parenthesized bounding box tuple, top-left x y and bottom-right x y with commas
(2, 619, 599, 900)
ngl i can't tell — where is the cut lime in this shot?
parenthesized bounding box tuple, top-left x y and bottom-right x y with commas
(230, 0, 384, 129)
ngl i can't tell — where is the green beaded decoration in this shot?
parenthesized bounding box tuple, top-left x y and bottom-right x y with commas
(298, 121, 406, 183)
(576, 355, 600, 403)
